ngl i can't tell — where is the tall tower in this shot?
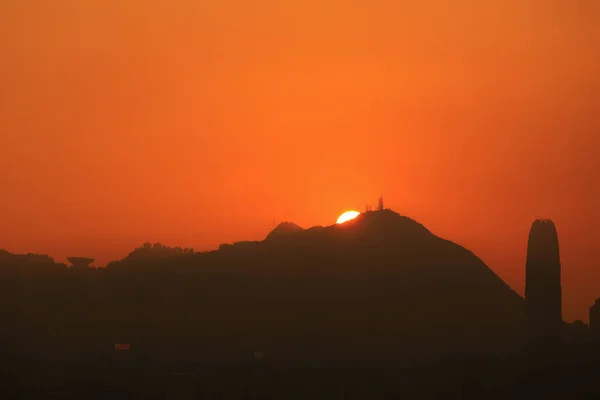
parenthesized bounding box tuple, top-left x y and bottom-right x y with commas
(590, 298, 600, 342)
(525, 219, 563, 351)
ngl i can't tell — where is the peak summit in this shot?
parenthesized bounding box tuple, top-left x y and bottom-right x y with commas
(337, 209, 432, 238)
(265, 221, 304, 241)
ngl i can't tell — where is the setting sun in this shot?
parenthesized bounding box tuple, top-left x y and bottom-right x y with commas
(336, 211, 360, 224)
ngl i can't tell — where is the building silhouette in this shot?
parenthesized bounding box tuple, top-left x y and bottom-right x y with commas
(66, 257, 94, 268)
(590, 298, 600, 342)
(525, 219, 563, 352)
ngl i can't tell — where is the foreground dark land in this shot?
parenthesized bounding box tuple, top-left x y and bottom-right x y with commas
(3, 353, 600, 399)
(1, 210, 599, 398)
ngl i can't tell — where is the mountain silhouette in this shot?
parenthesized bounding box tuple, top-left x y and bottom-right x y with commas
(0, 209, 526, 369)
(264, 221, 305, 241)
(191, 209, 526, 365)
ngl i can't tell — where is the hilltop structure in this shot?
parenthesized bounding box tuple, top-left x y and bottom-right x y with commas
(66, 257, 94, 268)
(377, 195, 384, 211)
(525, 219, 563, 352)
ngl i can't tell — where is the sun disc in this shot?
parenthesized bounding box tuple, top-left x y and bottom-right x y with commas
(336, 210, 360, 224)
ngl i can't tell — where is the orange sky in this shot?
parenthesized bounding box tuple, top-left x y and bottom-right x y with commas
(1, 0, 599, 322)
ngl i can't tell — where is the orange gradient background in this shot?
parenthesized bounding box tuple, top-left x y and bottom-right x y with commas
(1, 1, 599, 322)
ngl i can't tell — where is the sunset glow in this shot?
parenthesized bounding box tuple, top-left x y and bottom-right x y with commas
(0, 0, 598, 322)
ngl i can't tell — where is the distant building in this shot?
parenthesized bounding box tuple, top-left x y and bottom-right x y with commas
(591, 298, 600, 341)
(67, 257, 94, 268)
(525, 219, 563, 351)
(564, 320, 591, 347)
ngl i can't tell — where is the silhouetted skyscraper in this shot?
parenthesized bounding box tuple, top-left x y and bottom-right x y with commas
(525, 219, 563, 352)
(590, 298, 600, 341)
